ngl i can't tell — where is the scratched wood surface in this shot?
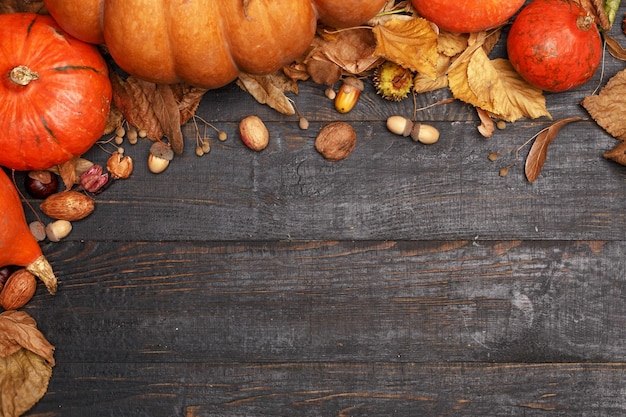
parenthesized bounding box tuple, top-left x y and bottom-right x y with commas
(18, 2, 626, 416)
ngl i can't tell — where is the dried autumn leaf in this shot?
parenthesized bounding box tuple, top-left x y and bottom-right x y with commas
(150, 83, 184, 154)
(605, 34, 626, 60)
(604, 140, 626, 166)
(413, 54, 450, 93)
(525, 117, 582, 183)
(110, 72, 164, 141)
(582, 69, 626, 140)
(109, 72, 207, 154)
(312, 28, 383, 76)
(476, 107, 495, 138)
(449, 47, 551, 122)
(54, 159, 79, 189)
(372, 17, 438, 79)
(237, 72, 297, 115)
(0, 310, 55, 417)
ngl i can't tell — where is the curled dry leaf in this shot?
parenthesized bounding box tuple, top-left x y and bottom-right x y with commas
(604, 34, 626, 61)
(525, 117, 582, 183)
(476, 107, 495, 138)
(582, 69, 626, 140)
(0, 310, 55, 417)
(237, 72, 298, 115)
(372, 17, 439, 79)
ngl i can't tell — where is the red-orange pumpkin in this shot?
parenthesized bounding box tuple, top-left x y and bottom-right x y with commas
(411, 0, 525, 33)
(43, 0, 387, 89)
(0, 13, 112, 171)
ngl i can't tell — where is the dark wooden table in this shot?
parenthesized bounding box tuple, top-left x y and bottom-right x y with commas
(20, 4, 626, 416)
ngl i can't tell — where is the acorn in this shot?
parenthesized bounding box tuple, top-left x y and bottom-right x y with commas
(373, 61, 414, 101)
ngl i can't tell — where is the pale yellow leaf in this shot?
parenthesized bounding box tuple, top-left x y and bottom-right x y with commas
(372, 17, 438, 79)
(449, 47, 551, 122)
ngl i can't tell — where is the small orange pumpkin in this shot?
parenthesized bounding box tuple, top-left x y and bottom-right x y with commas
(43, 0, 387, 89)
(0, 13, 112, 171)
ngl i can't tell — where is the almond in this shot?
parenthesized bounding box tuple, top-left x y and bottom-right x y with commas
(315, 121, 357, 161)
(40, 190, 94, 221)
(0, 269, 37, 310)
(239, 115, 269, 151)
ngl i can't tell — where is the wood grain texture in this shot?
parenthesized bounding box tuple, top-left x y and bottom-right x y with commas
(17, 1, 626, 416)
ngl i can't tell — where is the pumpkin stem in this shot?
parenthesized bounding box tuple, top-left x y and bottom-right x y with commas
(9, 65, 39, 86)
(576, 14, 594, 31)
(26, 255, 57, 295)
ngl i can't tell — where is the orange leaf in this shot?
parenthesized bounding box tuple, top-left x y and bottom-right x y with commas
(525, 117, 582, 183)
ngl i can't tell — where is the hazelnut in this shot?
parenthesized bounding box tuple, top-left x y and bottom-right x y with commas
(45, 220, 73, 242)
(239, 115, 269, 151)
(0, 269, 37, 310)
(29, 221, 46, 242)
(148, 142, 174, 174)
(315, 121, 357, 162)
(40, 191, 95, 221)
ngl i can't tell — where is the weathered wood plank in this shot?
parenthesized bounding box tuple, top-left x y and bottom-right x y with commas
(29, 361, 626, 417)
(14, 114, 625, 243)
(26, 240, 626, 365)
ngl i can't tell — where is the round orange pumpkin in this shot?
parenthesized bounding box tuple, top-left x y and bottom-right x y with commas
(411, 0, 525, 33)
(43, 0, 387, 89)
(0, 13, 112, 171)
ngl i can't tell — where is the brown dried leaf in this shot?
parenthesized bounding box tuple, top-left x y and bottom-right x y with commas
(313, 28, 383, 76)
(605, 34, 626, 60)
(237, 72, 297, 115)
(604, 140, 626, 165)
(525, 117, 582, 183)
(582, 69, 626, 140)
(110, 72, 206, 153)
(0, 310, 55, 417)
(57, 158, 79, 190)
(150, 83, 184, 154)
(0, 0, 46, 14)
(372, 17, 438, 79)
(110, 72, 164, 140)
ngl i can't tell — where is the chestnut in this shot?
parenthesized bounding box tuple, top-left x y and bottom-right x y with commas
(25, 170, 59, 199)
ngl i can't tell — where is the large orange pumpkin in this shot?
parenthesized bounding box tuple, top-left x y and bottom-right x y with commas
(43, 0, 387, 89)
(0, 13, 112, 171)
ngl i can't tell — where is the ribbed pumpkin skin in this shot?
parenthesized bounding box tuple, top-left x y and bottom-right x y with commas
(43, 0, 387, 89)
(0, 13, 112, 171)
(0, 168, 43, 268)
(411, 0, 525, 33)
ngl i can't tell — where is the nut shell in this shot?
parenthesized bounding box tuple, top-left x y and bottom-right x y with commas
(315, 122, 357, 162)
(40, 191, 95, 221)
(0, 269, 37, 310)
(239, 115, 269, 151)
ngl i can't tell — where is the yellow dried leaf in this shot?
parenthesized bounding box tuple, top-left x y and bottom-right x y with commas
(604, 140, 626, 166)
(448, 47, 551, 122)
(372, 17, 438, 79)
(582, 69, 626, 140)
(0, 311, 55, 417)
(438, 32, 468, 57)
